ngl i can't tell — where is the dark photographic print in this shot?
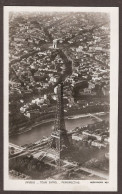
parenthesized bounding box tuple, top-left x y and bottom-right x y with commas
(4, 7, 118, 191)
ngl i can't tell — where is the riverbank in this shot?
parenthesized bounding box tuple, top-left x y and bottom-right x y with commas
(10, 111, 109, 137)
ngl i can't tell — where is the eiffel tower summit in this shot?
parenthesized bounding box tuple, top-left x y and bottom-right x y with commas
(51, 82, 72, 154)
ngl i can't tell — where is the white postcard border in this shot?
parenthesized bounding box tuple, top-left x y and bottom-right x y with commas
(4, 6, 119, 191)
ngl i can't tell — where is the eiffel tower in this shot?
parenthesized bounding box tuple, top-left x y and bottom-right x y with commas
(51, 82, 71, 153)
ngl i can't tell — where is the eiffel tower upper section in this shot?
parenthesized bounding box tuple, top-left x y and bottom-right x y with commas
(51, 82, 71, 151)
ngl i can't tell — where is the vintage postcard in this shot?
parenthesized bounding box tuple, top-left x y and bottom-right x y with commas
(4, 6, 118, 191)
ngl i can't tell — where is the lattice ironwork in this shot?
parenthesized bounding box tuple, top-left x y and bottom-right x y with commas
(51, 82, 70, 152)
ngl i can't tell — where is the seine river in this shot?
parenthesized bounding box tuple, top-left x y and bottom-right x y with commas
(10, 113, 109, 146)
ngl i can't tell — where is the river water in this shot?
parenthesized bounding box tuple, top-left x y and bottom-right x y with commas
(10, 113, 109, 146)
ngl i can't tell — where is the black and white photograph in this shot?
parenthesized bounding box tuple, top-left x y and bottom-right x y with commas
(4, 6, 118, 191)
